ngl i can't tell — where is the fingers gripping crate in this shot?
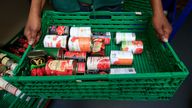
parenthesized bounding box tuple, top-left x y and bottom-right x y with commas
(3, 11, 189, 100)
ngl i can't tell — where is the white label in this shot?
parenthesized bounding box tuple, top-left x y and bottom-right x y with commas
(43, 35, 67, 48)
(110, 51, 133, 64)
(116, 32, 136, 44)
(87, 57, 110, 70)
(0, 53, 7, 59)
(110, 68, 136, 74)
(70, 27, 91, 37)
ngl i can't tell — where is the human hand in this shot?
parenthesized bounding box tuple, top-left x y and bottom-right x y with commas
(152, 14, 172, 42)
(24, 13, 41, 45)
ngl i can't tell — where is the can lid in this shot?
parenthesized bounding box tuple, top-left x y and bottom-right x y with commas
(27, 50, 47, 58)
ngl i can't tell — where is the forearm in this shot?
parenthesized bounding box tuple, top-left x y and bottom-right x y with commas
(150, 0, 164, 16)
(29, 0, 46, 17)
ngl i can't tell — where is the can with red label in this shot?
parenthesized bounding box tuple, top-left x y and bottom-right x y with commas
(91, 38, 105, 56)
(110, 51, 133, 65)
(45, 60, 77, 76)
(68, 37, 91, 52)
(64, 51, 86, 62)
(48, 25, 69, 35)
(43, 35, 68, 48)
(87, 57, 110, 74)
(92, 32, 111, 45)
(121, 41, 143, 54)
(77, 62, 85, 75)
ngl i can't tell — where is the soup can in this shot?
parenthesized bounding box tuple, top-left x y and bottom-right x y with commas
(110, 51, 133, 65)
(116, 32, 136, 44)
(70, 27, 91, 37)
(121, 41, 143, 54)
(43, 35, 68, 48)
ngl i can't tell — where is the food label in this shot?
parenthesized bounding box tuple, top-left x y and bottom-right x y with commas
(1, 57, 10, 65)
(70, 27, 91, 37)
(110, 68, 136, 74)
(122, 41, 143, 54)
(0, 78, 18, 95)
(68, 37, 91, 52)
(0, 53, 7, 59)
(43, 35, 67, 48)
(64, 52, 86, 61)
(116, 32, 136, 44)
(87, 57, 110, 70)
(77, 62, 85, 74)
(110, 51, 133, 65)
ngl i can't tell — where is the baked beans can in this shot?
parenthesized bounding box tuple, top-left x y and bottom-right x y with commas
(92, 32, 111, 45)
(45, 60, 77, 76)
(48, 25, 69, 35)
(91, 38, 105, 56)
(87, 57, 110, 74)
(121, 41, 143, 54)
(68, 37, 91, 52)
(70, 27, 91, 37)
(77, 62, 86, 75)
(64, 51, 86, 62)
(110, 51, 133, 65)
(110, 68, 136, 74)
(43, 35, 68, 48)
(116, 32, 136, 44)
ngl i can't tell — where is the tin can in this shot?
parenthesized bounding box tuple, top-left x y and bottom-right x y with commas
(0, 53, 7, 60)
(68, 37, 91, 52)
(28, 50, 47, 66)
(43, 35, 68, 48)
(87, 57, 110, 74)
(70, 27, 91, 37)
(121, 41, 143, 54)
(110, 51, 133, 65)
(91, 38, 105, 56)
(1, 57, 10, 66)
(45, 60, 77, 76)
(92, 32, 111, 45)
(10, 63, 18, 71)
(116, 32, 136, 44)
(57, 48, 65, 60)
(6, 59, 14, 68)
(77, 62, 85, 75)
(64, 51, 86, 62)
(48, 25, 69, 35)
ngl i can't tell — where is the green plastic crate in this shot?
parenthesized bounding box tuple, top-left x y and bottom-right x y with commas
(0, 90, 49, 108)
(123, 0, 152, 12)
(3, 11, 189, 100)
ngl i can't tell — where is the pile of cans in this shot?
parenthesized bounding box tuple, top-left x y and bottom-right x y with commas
(0, 53, 18, 76)
(28, 26, 144, 76)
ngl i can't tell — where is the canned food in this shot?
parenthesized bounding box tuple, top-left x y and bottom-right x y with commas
(77, 62, 85, 75)
(110, 51, 133, 65)
(68, 37, 91, 52)
(28, 50, 47, 66)
(0, 53, 7, 60)
(87, 57, 110, 74)
(116, 32, 136, 44)
(121, 41, 143, 54)
(45, 60, 77, 76)
(64, 51, 86, 62)
(43, 35, 68, 48)
(92, 32, 111, 45)
(57, 48, 65, 59)
(1, 57, 10, 65)
(6, 59, 14, 68)
(70, 27, 91, 37)
(91, 38, 105, 56)
(10, 63, 18, 71)
(48, 25, 69, 35)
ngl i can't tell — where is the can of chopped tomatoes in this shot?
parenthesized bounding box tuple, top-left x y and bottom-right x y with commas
(70, 27, 91, 37)
(121, 41, 143, 54)
(64, 51, 86, 62)
(43, 35, 68, 48)
(68, 37, 91, 52)
(87, 57, 110, 74)
(45, 60, 77, 76)
(116, 32, 136, 44)
(92, 32, 111, 45)
(48, 25, 69, 35)
(77, 62, 86, 75)
(110, 51, 133, 65)
(91, 38, 105, 56)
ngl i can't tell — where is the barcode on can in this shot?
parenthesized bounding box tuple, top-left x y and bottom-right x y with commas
(110, 68, 136, 74)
